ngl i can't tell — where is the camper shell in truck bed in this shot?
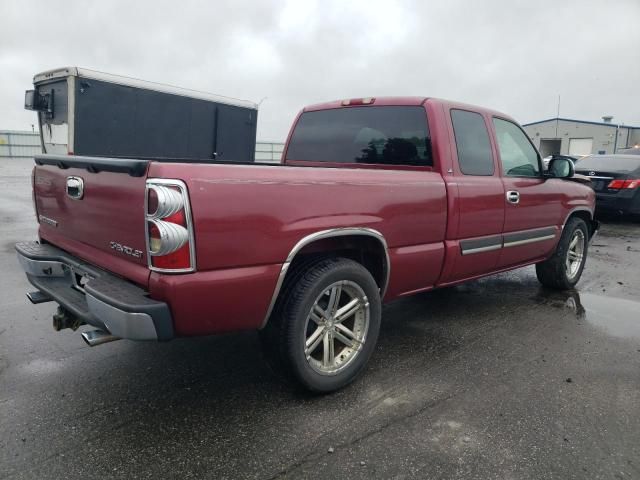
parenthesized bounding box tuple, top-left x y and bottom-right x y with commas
(26, 67, 258, 162)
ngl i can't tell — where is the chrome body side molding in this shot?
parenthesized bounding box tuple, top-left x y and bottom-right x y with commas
(461, 243, 502, 255)
(461, 226, 559, 255)
(460, 235, 503, 256)
(260, 228, 390, 329)
(502, 226, 557, 248)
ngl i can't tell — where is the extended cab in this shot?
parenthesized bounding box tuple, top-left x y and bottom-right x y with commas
(17, 96, 598, 392)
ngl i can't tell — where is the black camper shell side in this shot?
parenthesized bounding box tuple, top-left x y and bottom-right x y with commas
(30, 67, 258, 163)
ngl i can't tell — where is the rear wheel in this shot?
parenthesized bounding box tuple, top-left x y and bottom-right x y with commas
(260, 257, 381, 393)
(536, 217, 589, 290)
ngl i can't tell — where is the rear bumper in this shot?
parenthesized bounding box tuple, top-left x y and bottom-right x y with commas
(15, 241, 173, 341)
(595, 191, 640, 214)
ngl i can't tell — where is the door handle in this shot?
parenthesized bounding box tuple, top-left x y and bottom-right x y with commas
(506, 190, 520, 204)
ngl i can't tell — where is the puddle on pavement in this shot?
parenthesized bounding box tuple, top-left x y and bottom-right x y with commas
(567, 292, 640, 339)
(580, 293, 640, 339)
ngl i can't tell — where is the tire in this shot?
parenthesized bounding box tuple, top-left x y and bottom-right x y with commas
(260, 257, 381, 393)
(536, 217, 589, 290)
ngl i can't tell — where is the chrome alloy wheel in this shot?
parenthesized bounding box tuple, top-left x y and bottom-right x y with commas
(566, 229, 585, 280)
(303, 280, 370, 375)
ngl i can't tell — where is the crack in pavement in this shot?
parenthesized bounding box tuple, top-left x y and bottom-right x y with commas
(266, 391, 458, 480)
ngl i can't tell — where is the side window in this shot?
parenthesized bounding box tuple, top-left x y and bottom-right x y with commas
(450, 109, 494, 176)
(493, 118, 540, 177)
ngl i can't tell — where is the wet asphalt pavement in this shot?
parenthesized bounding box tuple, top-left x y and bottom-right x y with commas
(1, 158, 639, 479)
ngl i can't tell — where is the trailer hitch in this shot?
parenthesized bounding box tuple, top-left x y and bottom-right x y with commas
(52, 306, 84, 331)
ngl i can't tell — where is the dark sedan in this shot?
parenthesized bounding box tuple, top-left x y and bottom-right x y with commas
(575, 155, 640, 216)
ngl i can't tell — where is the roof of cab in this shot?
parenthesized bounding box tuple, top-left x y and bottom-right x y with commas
(302, 96, 517, 123)
(304, 96, 428, 112)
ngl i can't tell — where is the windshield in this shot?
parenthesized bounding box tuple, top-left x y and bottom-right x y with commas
(285, 106, 432, 166)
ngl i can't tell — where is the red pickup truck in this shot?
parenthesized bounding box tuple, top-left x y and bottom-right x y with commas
(17, 97, 598, 392)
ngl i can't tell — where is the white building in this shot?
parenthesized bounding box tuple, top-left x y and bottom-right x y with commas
(522, 117, 640, 157)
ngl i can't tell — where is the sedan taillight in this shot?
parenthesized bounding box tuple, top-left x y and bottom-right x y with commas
(145, 179, 196, 272)
(607, 179, 640, 190)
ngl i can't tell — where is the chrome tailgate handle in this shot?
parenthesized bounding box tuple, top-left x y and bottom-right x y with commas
(66, 176, 84, 200)
(506, 190, 520, 204)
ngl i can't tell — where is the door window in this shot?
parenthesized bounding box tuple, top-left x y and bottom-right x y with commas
(493, 118, 541, 177)
(450, 109, 494, 176)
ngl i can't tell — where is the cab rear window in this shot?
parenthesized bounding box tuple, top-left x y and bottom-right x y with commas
(285, 106, 432, 166)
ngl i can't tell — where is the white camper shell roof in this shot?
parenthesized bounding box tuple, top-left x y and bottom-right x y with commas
(33, 67, 258, 110)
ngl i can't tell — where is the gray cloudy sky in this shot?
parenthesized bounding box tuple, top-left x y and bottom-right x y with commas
(1, 0, 639, 141)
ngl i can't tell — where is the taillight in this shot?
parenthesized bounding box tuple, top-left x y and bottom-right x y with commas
(607, 179, 640, 190)
(145, 179, 196, 272)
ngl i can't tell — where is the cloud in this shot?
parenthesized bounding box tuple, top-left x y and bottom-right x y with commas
(1, 0, 639, 141)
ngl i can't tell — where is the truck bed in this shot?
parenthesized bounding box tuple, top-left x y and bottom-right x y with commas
(33, 153, 448, 335)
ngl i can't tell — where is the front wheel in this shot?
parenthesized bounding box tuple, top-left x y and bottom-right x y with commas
(260, 257, 381, 393)
(536, 217, 589, 290)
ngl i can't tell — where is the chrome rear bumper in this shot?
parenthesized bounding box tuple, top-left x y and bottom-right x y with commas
(15, 242, 173, 341)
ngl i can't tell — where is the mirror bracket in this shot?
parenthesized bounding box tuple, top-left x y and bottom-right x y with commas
(24, 89, 54, 118)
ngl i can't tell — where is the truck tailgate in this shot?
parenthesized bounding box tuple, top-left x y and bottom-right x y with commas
(33, 162, 150, 287)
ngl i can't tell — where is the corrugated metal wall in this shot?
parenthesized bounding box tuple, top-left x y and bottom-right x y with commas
(0, 130, 42, 159)
(0, 130, 284, 163)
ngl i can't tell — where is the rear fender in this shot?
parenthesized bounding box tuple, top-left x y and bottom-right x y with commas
(260, 228, 389, 328)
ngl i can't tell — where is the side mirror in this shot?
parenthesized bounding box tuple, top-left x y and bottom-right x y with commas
(548, 157, 574, 178)
(24, 90, 37, 110)
(24, 89, 54, 118)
